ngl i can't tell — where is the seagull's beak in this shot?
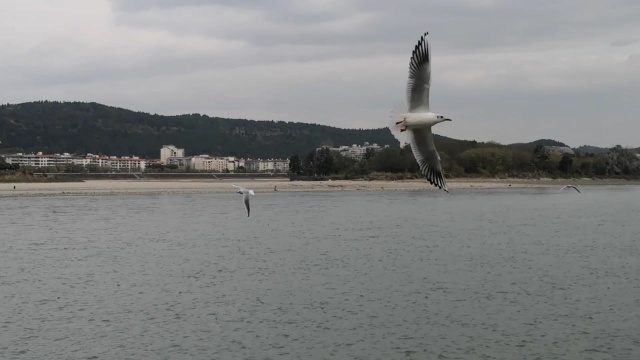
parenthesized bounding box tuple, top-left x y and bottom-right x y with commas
(445, 118, 452, 122)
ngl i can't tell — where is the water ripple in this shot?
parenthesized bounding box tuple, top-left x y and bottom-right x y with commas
(0, 188, 639, 359)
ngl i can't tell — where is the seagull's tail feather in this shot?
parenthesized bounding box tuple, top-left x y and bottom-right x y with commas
(249, 190, 255, 195)
(388, 102, 409, 135)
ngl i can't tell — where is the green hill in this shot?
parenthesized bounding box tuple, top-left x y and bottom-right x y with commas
(506, 139, 569, 151)
(4, 101, 639, 179)
(0, 101, 399, 158)
(573, 145, 609, 154)
(1, 100, 602, 163)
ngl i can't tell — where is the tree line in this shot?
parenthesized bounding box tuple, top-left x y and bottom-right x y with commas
(4, 143, 638, 179)
(288, 144, 640, 180)
(0, 158, 20, 171)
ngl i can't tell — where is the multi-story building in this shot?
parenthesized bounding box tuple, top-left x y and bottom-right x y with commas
(190, 155, 238, 172)
(3, 145, 341, 174)
(166, 156, 192, 169)
(243, 159, 261, 172)
(225, 157, 241, 172)
(190, 155, 215, 171)
(104, 156, 146, 172)
(244, 158, 290, 172)
(160, 145, 185, 164)
(3, 153, 146, 171)
(3, 152, 75, 168)
(74, 154, 146, 171)
(317, 142, 389, 160)
(272, 159, 289, 172)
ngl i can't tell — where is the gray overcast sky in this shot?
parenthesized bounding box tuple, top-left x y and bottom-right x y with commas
(1, 0, 639, 147)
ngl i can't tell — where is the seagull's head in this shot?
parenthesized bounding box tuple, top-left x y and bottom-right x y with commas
(435, 114, 452, 124)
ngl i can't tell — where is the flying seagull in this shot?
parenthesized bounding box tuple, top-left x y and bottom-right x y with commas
(232, 184, 255, 216)
(390, 32, 452, 192)
(559, 185, 581, 194)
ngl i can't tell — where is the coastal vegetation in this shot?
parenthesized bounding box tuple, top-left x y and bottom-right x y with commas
(289, 143, 640, 180)
(2, 143, 638, 182)
(1, 101, 638, 182)
(0, 158, 81, 182)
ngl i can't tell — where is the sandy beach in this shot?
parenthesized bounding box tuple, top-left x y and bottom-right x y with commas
(1, 178, 638, 197)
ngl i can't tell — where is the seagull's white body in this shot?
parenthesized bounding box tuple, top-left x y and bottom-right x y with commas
(232, 184, 255, 216)
(559, 185, 581, 194)
(390, 32, 452, 192)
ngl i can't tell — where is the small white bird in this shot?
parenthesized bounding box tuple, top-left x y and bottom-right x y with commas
(232, 184, 255, 216)
(559, 185, 581, 194)
(390, 32, 452, 192)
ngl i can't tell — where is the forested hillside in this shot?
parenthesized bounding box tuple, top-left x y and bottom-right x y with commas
(0, 101, 398, 158)
(3, 101, 638, 180)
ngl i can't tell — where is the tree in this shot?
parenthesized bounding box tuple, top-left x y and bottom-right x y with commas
(288, 154, 302, 175)
(85, 164, 102, 173)
(314, 148, 334, 175)
(532, 145, 555, 174)
(558, 154, 573, 173)
(458, 147, 525, 175)
(533, 144, 550, 162)
(63, 163, 86, 173)
(364, 148, 377, 160)
(607, 145, 640, 176)
(370, 147, 407, 173)
(0, 157, 19, 171)
(330, 152, 353, 174)
(302, 150, 316, 176)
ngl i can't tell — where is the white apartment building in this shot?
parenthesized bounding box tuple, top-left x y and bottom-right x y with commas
(3, 152, 76, 168)
(3, 153, 146, 171)
(272, 159, 289, 172)
(72, 155, 146, 171)
(244, 158, 290, 172)
(97, 156, 146, 171)
(226, 157, 240, 172)
(190, 155, 238, 172)
(317, 142, 388, 160)
(160, 145, 185, 164)
(243, 159, 261, 172)
(166, 156, 192, 169)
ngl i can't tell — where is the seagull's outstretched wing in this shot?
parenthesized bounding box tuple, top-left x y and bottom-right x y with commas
(408, 128, 448, 192)
(243, 193, 250, 217)
(407, 32, 431, 112)
(232, 184, 243, 190)
(559, 185, 581, 194)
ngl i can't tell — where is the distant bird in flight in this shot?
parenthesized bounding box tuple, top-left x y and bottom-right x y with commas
(232, 184, 255, 216)
(390, 32, 452, 192)
(559, 185, 581, 194)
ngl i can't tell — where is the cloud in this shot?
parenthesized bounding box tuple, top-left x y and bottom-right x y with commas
(610, 38, 640, 47)
(1, 0, 639, 147)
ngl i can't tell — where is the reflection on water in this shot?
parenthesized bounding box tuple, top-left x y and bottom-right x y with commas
(1, 187, 639, 359)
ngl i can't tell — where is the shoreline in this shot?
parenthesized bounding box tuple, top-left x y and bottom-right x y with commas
(1, 178, 639, 198)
